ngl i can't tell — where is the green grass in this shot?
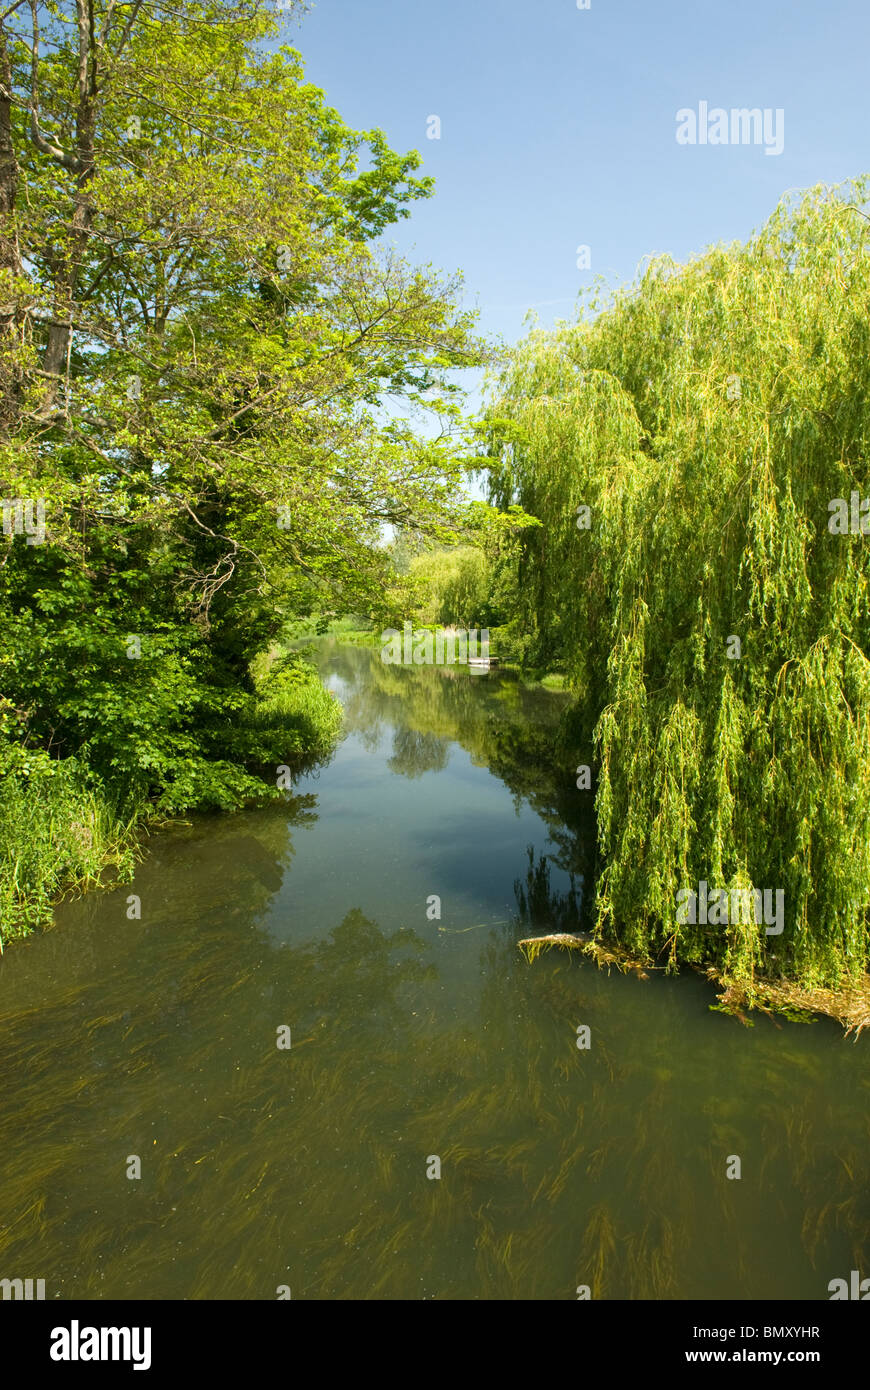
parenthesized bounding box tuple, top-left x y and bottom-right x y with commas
(325, 616, 375, 636)
(331, 628, 379, 646)
(0, 755, 139, 950)
(248, 670, 343, 758)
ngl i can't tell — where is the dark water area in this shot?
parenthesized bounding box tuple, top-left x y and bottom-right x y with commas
(0, 640, 867, 1299)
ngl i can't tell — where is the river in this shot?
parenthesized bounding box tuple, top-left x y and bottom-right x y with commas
(0, 640, 866, 1299)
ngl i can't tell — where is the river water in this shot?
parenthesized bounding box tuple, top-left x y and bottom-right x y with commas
(0, 640, 866, 1299)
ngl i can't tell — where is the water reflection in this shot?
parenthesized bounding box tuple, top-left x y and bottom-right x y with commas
(0, 642, 866, 1300)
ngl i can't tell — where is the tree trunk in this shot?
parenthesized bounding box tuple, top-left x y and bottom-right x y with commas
(0, 27, 23, 435)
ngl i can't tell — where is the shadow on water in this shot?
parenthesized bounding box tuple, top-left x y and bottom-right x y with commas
(0, 640, 867, 1299)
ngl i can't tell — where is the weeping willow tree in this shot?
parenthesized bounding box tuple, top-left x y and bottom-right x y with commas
(482, 179, 870, 1000)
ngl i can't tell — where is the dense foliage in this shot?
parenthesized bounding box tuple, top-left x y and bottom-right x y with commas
(383, 504, 534, 635)
(482, 181, 870, 992)
(0, 0, 484, 942)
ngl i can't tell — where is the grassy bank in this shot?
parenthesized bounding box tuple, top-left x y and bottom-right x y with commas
(247, 646, 344, 759)
(0, 747, 140, 950)
(0, 657, 342, 951)
(330, 628, 379, 646)
(282, 616, 377, 645)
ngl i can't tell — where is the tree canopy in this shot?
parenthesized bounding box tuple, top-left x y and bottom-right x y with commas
(481, 180, 870, 991)
(1, 0, 484, 817)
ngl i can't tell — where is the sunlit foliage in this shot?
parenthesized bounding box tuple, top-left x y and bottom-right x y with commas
(482, 180, 870, 991)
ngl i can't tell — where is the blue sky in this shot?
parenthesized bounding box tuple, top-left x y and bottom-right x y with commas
(284, 0, 869, 353)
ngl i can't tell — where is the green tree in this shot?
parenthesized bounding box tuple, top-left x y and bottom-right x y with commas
(0, 0, 483, 814)
(482, 180, 870, 994)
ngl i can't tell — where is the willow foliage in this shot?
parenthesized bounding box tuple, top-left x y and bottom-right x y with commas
(484, 180, 870, 991)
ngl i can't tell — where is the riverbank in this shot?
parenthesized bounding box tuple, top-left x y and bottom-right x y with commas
(0, 658, 342, 951)
(0, 743, 141, 949)
(518, 931, 870, 1036)
(326, 622, 567, 688)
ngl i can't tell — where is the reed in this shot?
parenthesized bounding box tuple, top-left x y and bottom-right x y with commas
(0, 754, 139, 949)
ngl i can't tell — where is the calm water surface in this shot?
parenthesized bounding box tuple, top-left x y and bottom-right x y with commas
(0, 641, 867, 1299)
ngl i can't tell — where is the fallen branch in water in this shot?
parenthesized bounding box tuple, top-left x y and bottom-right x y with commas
(517, 933, 650, 977)
(518, 932, 589, 953)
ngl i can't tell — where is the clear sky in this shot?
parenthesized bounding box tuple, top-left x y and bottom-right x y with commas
(283, 0, 869, 355)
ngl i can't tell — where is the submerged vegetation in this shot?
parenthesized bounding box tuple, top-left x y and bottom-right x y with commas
(3, 782, 866, 1296)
